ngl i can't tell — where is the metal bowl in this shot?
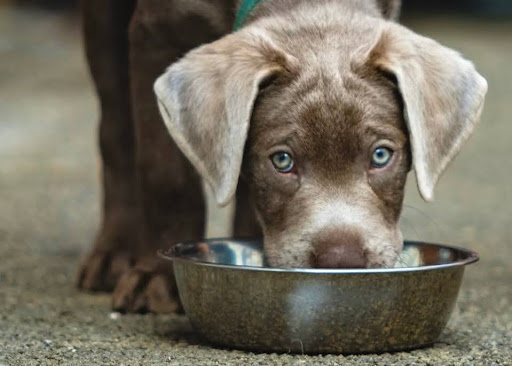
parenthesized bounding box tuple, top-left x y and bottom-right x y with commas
(159, 239, 478, 354)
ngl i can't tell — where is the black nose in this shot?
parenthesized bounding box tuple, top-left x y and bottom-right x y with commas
(312, 228, 367, 268)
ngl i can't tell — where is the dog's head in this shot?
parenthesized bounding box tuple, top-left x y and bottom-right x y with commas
(154, 14, 487, 268)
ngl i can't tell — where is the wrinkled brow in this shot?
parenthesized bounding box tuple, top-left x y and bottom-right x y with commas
(362, 122, 407, 144)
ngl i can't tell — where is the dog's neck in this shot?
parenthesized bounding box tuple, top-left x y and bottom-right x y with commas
(239, 0, 386, 29)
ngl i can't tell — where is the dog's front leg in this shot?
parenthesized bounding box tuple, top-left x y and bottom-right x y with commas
(76, 0, 140, 294)
(109, 0, 237, 313)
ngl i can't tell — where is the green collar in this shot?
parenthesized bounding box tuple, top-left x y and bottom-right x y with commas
(233, 0, 264, 30)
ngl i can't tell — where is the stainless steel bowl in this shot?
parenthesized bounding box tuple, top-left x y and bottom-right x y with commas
(159, 239, 478, 354)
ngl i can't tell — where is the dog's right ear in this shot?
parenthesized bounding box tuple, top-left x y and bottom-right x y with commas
(368, 22, 487, 202)
(154, 30, 295, 206)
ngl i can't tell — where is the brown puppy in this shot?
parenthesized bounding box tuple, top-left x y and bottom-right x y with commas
(78, 0, 487, 313)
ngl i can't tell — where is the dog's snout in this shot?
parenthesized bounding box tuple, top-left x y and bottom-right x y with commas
(312, 228, 367, 268)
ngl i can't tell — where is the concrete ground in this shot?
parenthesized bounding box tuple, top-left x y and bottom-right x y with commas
(0, 5, 510, 365)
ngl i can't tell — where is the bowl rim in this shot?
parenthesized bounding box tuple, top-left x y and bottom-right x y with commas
(158, 238, 479, 274)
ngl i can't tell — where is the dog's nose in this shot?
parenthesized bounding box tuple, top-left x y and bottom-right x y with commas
(312, 228, 367, 268)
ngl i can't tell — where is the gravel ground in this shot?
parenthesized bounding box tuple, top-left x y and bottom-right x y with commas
(0, 6, 510, 365)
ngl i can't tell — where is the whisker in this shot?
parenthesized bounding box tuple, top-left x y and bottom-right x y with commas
(396, 253, 408, 267)
(402, 204, 444, 233)
(399, 215, 419, 241)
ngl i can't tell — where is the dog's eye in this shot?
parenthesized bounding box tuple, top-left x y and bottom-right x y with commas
(371, 147, 393, 168)
(270, 152, 294, 173)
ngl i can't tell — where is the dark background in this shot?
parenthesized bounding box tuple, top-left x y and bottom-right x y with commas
(6, 0, 512, 16)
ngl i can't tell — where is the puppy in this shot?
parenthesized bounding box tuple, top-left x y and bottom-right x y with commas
(78, 0, 487, 312)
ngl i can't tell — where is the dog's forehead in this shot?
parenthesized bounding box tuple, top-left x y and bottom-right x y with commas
(253, 67, 405, 164)
(301, 73, 402, 141)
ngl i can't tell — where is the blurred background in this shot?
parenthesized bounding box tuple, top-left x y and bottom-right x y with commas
(1, 1, 510, 364)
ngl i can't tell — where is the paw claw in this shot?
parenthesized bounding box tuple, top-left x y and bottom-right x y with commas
(79, 253, 109, 291)
(76, 251, 134, 293)
(132, 294, 149, 314)
(112, 266, 180, 314)
(105, 253, 132, 289)
(146, 275, 180, 313)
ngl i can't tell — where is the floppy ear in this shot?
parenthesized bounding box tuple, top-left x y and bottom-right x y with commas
(154, 30, 294, 206)
(370, 23, 487, 201)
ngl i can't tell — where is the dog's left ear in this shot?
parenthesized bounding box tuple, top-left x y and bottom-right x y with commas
(369, 23, 487, 201)
(154, 29, 295, 206)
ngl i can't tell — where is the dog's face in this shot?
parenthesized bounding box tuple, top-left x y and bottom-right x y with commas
(244, 62, 410, 267)
(154, 13, 487, 268)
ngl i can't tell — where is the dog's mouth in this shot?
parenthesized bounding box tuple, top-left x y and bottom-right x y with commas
(264, 245, 401, 270)
(262, 219, 404, 270)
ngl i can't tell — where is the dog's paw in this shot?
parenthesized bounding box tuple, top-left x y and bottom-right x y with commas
(112, 259, 181, 314)
(76, 249, 134, 292)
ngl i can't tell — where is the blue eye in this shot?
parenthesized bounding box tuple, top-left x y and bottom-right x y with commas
(371, 147, 393, 168)
(270, 152, 294, 173)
